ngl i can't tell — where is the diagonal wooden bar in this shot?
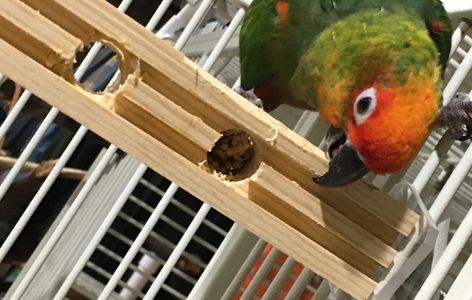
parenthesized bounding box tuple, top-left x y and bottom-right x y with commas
(0, 0, 422, 298)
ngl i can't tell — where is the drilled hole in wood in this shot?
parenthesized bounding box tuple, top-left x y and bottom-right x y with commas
(207, 129, 257, 180)
(72, 40, 125, 94)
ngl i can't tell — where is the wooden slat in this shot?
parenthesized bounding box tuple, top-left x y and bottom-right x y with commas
(46, 0, 418, 243)
(343, 182, 420, 236)
(1, 2, 424, 298)
(0, 37, 377, 300)
(251, 164, 397, 268)
(115, 79, 221, 164)
(238, 180, 381, 276)
(21, 0, 99, 44)
(114, 79, 396, 272)
(0, 0, 81, 78)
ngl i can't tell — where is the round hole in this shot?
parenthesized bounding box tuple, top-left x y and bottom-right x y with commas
(207, 129, 257, 180)
(72, 40, 127, 94)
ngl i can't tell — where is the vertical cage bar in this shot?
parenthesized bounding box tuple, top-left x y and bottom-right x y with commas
(52, 163, 148, 300)
(97, 183, 179, 299)
(221, 239, 267, 299)
(240, 248, 280, 300)
(261, 257, 296, 300)
(415, 206, 472, 299)
(8, 145, 118, 300)
(143, 203, 212, 299)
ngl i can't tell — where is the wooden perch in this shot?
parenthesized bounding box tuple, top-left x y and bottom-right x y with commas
(0, 0, 421, 298)
(0, 157, 87, 180)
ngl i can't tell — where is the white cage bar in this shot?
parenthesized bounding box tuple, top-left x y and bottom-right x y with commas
(0, 0, 471, 299)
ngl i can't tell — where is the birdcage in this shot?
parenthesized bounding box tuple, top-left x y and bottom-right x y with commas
(0, 0, 471, 299)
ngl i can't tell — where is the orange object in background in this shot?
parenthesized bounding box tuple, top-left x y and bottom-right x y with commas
(234, 245, 322, 300)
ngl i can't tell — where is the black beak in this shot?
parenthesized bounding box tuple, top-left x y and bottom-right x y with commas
(314, 140, 369, 187)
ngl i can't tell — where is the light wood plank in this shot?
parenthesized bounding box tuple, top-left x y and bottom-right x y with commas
(48, 0, 418, 242)
(0, 0, 81, 78)
(251, 163, 397, 268)
(115, 79, 221, 164)
(0, 37, 377, 300)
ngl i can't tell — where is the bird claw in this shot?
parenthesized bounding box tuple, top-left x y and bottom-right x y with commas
(233, 86, 263, 109)
(437, 93, 472, 141)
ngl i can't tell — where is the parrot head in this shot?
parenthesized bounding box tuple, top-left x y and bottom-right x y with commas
(302, 10, 442, 187)
(315, 77, 439, 187)
(347, 81, 438, 174)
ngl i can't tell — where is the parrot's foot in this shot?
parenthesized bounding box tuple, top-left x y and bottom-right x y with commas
(233, 86, 263, 109)
(437, 93, 472, 141)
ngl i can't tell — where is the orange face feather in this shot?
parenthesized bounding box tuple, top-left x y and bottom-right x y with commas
(347, 77, 439, 174)
(276, 0, 289, 26)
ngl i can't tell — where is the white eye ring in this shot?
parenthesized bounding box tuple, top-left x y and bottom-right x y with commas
(353, 87, 377, 125)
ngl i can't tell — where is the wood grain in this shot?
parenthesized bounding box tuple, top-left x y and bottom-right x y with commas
(0, 0, 81, 79)
(0, 38, 377, 299)
(0, 2, 424, 298)
(44, 0, 420, 243)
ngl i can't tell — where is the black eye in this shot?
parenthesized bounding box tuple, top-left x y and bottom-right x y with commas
(356, 97, 372, 115)
(353, 87, 377, 125)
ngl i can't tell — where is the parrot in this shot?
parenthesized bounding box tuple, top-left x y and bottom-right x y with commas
(238, 0, 472, 187)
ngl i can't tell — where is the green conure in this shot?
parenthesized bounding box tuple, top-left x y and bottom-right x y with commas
(239, 0, 452, 187)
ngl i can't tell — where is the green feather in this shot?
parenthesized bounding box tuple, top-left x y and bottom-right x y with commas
(290, 9, 441, 123)
(239, 0, 451, 103)
(239, 0, 278, 90)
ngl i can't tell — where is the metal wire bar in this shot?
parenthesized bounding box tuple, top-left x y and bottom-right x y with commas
(130, 190, 228, 236)
(411, 48, 472, 195)
(429, 137, 472, 222)
(96, 244, 197, 286)
(0, 0, 136, 262)
(203, 8, 245, 69)
(186, 223, 237, 299)
(85, 261, 145, 298)
(0, 109, 59, 200)
(412, 132, 455, 194)
(159, 214, 218, 252)
(261, 257, 296, 300)
(145, 0, 175, 31)
(122, 196, 219, 253)
(286, 267, 315, 300)
(114, 213, 209, 269)
(450, 21, 471, 58)
(0, 126, 88, 262)
(174, 0, 216, 50)
(105, 229, 200, 285)
(97, 183, 179, 299)
(107, 228, 161, 259)
(143, 203, 212, 299)
(109, 218, 206, 269)
(9, 145, 118, 300)
(97, 245, 191, 299)
(130, 193, 225, 238)
(53, 163, 147, 299)
(444, 253, 472, 300)
(240, 247, 281, 300)
(221, 239, 267, 300)
(443, 48, 472, 106)
(415, 206, 472, 299)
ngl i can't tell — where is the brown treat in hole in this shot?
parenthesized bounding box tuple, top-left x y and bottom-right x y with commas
(207, 129, 255, 179)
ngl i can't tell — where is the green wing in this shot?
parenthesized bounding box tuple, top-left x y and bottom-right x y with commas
(413, 0, 452, 70)
(239, 0, 278, 90)
(239, 0, 345, 90)
(239, 0, 452, 90)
